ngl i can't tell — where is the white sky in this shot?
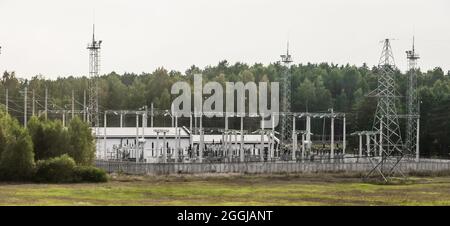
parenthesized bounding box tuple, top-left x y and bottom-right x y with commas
(0, 0, 449, 79)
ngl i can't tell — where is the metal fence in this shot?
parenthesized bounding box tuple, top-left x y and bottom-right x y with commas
(95, 160, 450, 175)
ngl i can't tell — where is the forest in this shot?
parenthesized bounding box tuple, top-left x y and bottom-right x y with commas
(1, 60, 449, 158)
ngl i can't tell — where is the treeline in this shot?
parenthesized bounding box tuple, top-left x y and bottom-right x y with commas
(0, 109, 106, 182)
(1, 60, 449, 157)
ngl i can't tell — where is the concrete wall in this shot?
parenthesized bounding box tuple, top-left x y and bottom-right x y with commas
(95, 160, 450, 175)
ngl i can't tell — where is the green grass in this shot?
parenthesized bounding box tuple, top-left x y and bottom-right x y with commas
(1, 173, 450, 205)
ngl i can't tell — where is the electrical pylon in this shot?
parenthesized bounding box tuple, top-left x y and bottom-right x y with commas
(366, 39, 404, 181)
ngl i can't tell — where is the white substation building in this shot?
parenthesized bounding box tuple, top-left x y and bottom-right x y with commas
(92, 126, 279, 163)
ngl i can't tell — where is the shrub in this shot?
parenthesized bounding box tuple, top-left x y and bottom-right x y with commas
(34, 154, 107, 183)
(74, 166, 108, 182)
(34, 154, 76, 183)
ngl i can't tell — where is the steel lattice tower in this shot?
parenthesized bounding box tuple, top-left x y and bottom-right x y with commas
(87, 24, 102, 127)
(280, 42, 292, 145)
(405, 37, 420, 159)
(367, 39, 404, 181)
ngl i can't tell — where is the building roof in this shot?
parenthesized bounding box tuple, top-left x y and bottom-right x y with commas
(192, 134, 278, 144)
(92, 127, 279, 143)
(92, 127, 190, 138)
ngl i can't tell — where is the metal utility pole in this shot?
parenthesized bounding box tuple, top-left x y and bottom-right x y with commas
(32, 89, 35, 117)
(359, 133, 363, 158)
(5, 89, 8, 114)
(367, 39, 404, 181)
(104, 112, 107, 160)
(189, 113, 193, 148)
(156, 132, 160, 158)
(175, 116, 178, 160)
(171, 103, 174, 127)
(280, 42, 293, 146)
(163, 131, 167, 163)
(71, 90, 75, 119)
(143, 105, 148, 128)
(83, 90, 86, 122)
(150, 102, 154, 127)
(271, 114, 275, 159)
(306, 115, 311, 152)
(224, 116, 228, 156)
(45, 87, 48, 120)
(120, 111, 123, 128)
(62, 110, 66, 127)
(405, 37, 420, 162)
(240, 115, 244, 162)
(260, 117, 264, 160)
(330, 108, 334, 162)
(366, 133, 371, 156)
(24, 86, 27, 127)
(135, 114, 139, 162)
(292, 115, 296, 161)
(199, 114, 203, 163)
(343, 115, 346, 155)
(141, 111, 145, 161)
(87, 24, 102, 127)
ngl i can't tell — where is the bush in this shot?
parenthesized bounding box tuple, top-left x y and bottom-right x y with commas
(74, 166, 108, 182)
(34, 154, 107, 183)
(34, 154, 76, 183)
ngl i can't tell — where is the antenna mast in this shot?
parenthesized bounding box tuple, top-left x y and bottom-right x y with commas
(87, 24, 102, 127)
(280, 41, 293, 148)
(405, 37, 420, 162)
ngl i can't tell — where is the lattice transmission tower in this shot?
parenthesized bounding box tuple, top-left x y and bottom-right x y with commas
(280, 42, 292, 145)
(87, 24, 102, 127)
(405, 37, 420, 161)
(367, 39, 404, 181)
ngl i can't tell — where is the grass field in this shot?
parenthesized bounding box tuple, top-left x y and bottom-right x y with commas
(1, 173, 450, 205)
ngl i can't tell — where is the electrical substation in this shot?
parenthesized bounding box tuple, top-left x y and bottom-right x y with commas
(1, 26, 426, 182)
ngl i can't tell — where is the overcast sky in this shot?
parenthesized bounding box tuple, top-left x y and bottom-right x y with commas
(0, 0, 449, 79)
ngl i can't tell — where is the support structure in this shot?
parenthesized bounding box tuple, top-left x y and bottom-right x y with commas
(83, 90, 86, 122)
(135, 114, 139, 162)
(151, 102, 154, 127)
(104, 112, 107, 159)
(240, 116, 244, 162)
(405, 37, 420, 162)
(199, 114, 203, 163)
(87, 24, 102, 127)
(359, 133, 363, 157)
(343, 115, 346, 155)
(280, 42, 293, 145)
(330, 108, 335, 162)
(367, 39, 404, 181)
(270, 114, 275, 160)
(189, 113, 193, 148)
(292, 115, 296, 161)
(5, 89, 8, 114)
(24, 86, 27, 127)
(351, 131, 379, 158)
(32, 89, 35, 117)
(45, 88, 48, 120)
(71, 90, 75, 119)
